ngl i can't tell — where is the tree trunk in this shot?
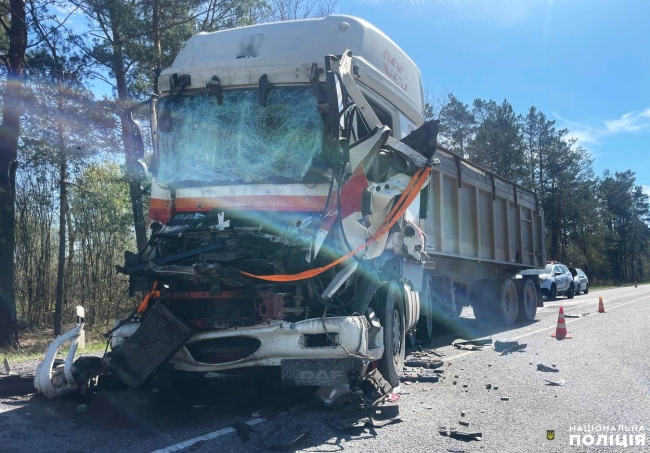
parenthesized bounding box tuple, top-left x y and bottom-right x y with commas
(54, 104, 66, 336)
(0, 0, 28, 348)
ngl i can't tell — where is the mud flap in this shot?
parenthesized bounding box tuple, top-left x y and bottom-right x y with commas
(103, 303, 191, 388)
(281, 358, 364, 386)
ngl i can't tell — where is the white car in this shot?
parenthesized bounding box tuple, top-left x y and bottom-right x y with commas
(572, 268, 589, 294)
(519, 262, 575, 301)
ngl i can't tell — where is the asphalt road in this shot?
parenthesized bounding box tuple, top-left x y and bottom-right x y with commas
(2, 285, 649, 453)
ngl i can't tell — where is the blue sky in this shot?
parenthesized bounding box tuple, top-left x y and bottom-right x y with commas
(345, 0, 650, 194)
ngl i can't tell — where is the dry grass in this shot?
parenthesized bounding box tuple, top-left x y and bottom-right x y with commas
(0, 326, 108, 364)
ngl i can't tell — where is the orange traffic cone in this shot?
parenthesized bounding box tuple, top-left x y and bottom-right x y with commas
(598, 296, 606, 313)
(551, 306, 572, 340)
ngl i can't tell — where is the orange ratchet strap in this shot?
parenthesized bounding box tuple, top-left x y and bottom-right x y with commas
(137, 281, 161, 313)
(240, 165, 432, 282)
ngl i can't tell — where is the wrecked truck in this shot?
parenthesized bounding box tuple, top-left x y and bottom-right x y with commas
(35, 15, 546, 397)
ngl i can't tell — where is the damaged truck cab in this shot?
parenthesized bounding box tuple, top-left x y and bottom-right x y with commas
(116, 15, 432, 387)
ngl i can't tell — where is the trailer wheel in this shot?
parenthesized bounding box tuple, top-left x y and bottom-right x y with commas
(516, 278, 537, 322)
(377, 281, 406, 387)
(489, 278, 519, 326)
(416, 274, 434, 342)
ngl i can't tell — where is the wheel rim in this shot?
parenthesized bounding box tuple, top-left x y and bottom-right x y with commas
(503, 285, 518, 323)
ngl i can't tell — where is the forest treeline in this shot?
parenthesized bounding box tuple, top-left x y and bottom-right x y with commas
(0, 1, 647, 340)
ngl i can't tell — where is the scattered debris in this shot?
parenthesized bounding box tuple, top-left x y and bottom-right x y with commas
(438, 426, 482, 441)
(537, 364, 559, 373)
(233, 421, 257, 442)
(404, 353, 444, 369)
(452, 381, 457, 385)
(563, 314, 580, 318)
(461, 411, 466, 417)
(485, 384, 492, 390)
(387, 393, 400, 403)
(544, 379, 566, 386)
(325, 405, 400, 431)
(493, 386, 499, 390)
(448, 448, 466, 453)
(494, 339, 527, 355)
(459, 420, 470, 427)
(501, 397, 509, 401)
(400, 369, 440, 383)
(2, 358, 10, 375)
(582, 313, 591, 317)
(452, 339, 493, 351)
(462, 384, 468, 388)
(262, 419, 312, 450)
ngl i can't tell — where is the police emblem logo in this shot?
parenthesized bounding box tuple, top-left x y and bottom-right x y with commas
(547, 430, 555, 440)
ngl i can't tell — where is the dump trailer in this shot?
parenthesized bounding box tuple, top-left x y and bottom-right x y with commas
(35, 15, 545, 396)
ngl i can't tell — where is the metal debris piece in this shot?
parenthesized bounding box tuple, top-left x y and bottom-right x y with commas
(448, 448, 466, 453)
(537, 364, 559, 373)
(485, 384, 492, 390)
(461, 411, 466, 417)
(544, 379, 566, 386)
(404, 354, 444, 369)
(459, 420, 470, 427)
(261, 419, 312, 450)
(438, 426, 482, 441)
(3, 358, 10, 375)
(462, 384, 468, 388)
(501, 397, 509, 401)
(452, 339, 493, 351)
(417, 369, 440, 382)
(401, 368, 440, 383)
(452, 381, 457, 385)
(493, 386, 498, 390)
(494, 339, 527, 355)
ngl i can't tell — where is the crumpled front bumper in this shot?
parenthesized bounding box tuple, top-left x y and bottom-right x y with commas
(112, 315, 384, 373)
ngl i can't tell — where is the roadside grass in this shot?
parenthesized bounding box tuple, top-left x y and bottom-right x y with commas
(589, 282, 650, 291)
(0, 327, 108, 364)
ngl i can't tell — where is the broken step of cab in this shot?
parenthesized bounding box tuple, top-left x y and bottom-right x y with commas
(103, 302, 191, 388)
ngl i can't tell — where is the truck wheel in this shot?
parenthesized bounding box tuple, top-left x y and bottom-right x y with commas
(377, 281, 406, 387)
(489, 278, 519, 326)
(567, 283, 574, 299)
(416, 275, 434, 342)
(516, 279, 537, 322)
(549, 284, 557, 301)
(584, 284, 589, 294)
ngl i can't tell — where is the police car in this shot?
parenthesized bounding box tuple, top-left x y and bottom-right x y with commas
(518, 261, 575, 301)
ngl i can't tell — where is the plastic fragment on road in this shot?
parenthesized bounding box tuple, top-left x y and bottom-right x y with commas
(537, 364, 560, 372)
(459, 420, 470, 427)
(544, 379, 566, 386)
(452, 338, 493, 351)
(261, 418, 312, 450)
(500, 397, 509, 401)
(494, 339, 528, 355)
(325, 404, 400, 431)
(438, 426, 482, 441)
(233, 421, 257, 442)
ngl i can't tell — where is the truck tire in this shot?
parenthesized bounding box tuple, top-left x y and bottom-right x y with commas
(416, 274, 434, 342)
(566, 283, 574, 299)
(488, 278, 519, 326)
(516, 278, 537, 322)
(549, 284, 557, 301)
(376, 281, 406, 387)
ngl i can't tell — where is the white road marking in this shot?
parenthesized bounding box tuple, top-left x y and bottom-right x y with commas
(442, 294, 650, 362)
(149, 418, 266, 453)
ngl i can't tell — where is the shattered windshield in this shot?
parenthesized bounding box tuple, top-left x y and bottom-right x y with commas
(157, 88, 326, 184)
